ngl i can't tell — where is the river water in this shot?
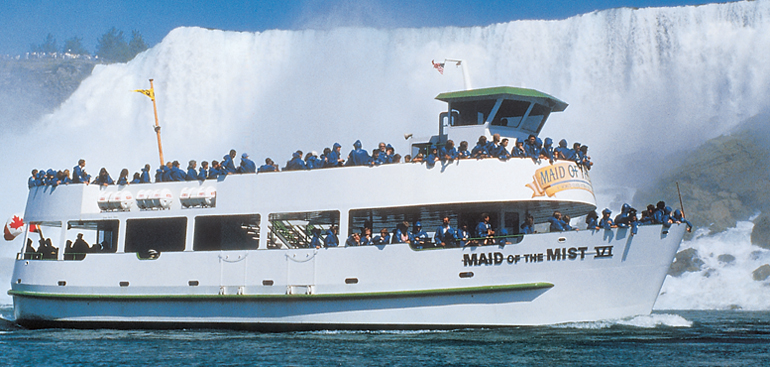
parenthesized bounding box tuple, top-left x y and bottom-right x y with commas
(0, 307, 767, 366)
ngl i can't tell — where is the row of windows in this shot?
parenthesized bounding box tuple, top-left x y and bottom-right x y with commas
(24, 205, 523, 259)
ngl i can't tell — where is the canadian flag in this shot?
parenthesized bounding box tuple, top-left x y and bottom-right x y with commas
(4, 214, 24, 241)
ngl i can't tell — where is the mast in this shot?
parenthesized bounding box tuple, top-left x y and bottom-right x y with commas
(134, 79, 165, 166)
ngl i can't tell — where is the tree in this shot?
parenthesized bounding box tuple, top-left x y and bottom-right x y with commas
(96, 28, 149, 63)
(30, 33, 58, 54)
(62, 36, 89, 55)
(95, 27, 130, 62)
(128, 30, 148, 56)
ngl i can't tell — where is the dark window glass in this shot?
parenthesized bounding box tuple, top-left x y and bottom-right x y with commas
(125, 217, 187, 254)
(194, 214, 260, 251)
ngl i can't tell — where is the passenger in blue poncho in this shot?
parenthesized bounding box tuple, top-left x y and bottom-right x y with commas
(511, 140, 525, 157)
(471, 136, 490, 158)
(458, 141, 471, 159)
(324, 225, 339, 247)
(285, 151, 306, 170)
(170, 161, 187, 181)
(197, 161, 208, 181)
(440, 140, 458, 161)
(373, 228, 391, 245)
(599, 208, 614, 230)
(412, 221, 430, 247)
(425, 146, 439, 167)
(208, 160, 222, 179)
(585, 210, 599, 230)
(548, 211, 567, 232)
(116, 169, 129, 185)
(392, 222, 413, 244)
(140, 164, 151, 183)
(345, 232, 362, 247)
(258, 158, 277, 173)
(73, 159, 91, 184)
(346, 140, 371, 166)
(222, 149, 237, 174)
(476, 214, 494, 245)
(327, 143, 344, 167)
(238, 153, 256, 173)
(652, 201, 666, 224)
(162, 162, 174, 182)
(615, 205, 639, 235)
(497, 138, 512, 160)
(434, 216, 458, 247)
(523, 135, 540, 159)
(155, 164, 167, 182)
(186, 160, 198, 180)
(130, 172, 142, 184)
(92, 167, 114, 186)
(672, 209, 693, 232)
(520, 214, 535, 234)
(487, 134, 502, 157)
(555, 139, 576, 161)
(28, 169, 40, 188)
(309, 227, 323, 249)
(541, 138, 555, 163)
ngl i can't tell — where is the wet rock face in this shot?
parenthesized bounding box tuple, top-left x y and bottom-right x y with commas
(752, 264, 770, 281)
(751, 214, 770, 250)
(669, 248, 704, 277)
(717, 254, 736, 264)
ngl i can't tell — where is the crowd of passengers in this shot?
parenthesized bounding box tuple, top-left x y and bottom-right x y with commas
(27, 135, 593, 188)
(543, 200, 693, 236)
(309, 213, 517, 249)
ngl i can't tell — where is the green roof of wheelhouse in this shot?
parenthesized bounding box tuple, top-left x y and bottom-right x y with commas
(435, 86, 568, 112)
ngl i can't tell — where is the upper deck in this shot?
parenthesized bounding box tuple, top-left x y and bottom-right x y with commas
(433, 86, 568, 147)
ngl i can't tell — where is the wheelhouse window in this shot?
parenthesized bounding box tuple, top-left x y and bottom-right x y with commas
(449, 100, 496, 126)
(519, 103, 550, 133)
(64, 220, 119, 260)
(125, 217, 187, 255)
(193, 214, 260, 251)
(490, 99, 531, 127)
(22, 221, 62, 260)
(268, 211, 339, 249)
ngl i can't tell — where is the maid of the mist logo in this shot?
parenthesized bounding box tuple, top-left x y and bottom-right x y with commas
(526, 162, 593, 198)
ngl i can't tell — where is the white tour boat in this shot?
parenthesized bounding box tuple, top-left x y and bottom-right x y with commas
(9, 85, 686, 329)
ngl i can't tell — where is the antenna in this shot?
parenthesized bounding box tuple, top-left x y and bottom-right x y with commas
(444, 59, 472, 90)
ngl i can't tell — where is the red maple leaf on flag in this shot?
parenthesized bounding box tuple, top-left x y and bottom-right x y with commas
(9, 215, 24, 230)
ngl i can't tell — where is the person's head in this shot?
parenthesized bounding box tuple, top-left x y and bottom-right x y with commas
(144, 164, 151, 171)
(133, 172, 141, 180)
(553, 211, 561, 219)
(333, 142, 341, 151)
(173, 160, 180, 168)
(212, 160, 220, 168)
(404, 155, 412, 162)
(602, 208, 612, 217)
(392, 154, 401, 163)
(372, 149, 380, 157)
(380, 228, 389, 236)
(492, 133, 500, 143)
(99, 167, 108, 176)
(379, 142, 386, 151)
(188, 160, 196, 169)
(386, 145, 394, 154)
(517, 141, 524, 148)
(120, 168, 128, 177)
(354, 140, 362, 149)
(242, 153, 249, 160)
(477, 136, 487, 145)
(352, 232, 360, 240)
(305, 152, 314, 160)
(501, 138, 509, 147)
(78, 159, 85, 167)
(527, 134, 536, 144)
(201, 161, 209, 168)
(657, 201, 666, 210)
(459, 141, 468, 150)
(446, 140, 454, 149)
(229, 149, 236, 158)
(442, 216, 450, 225)
(323, 147, 331, 156)
(647, 204, 655, 212)
(573, 142, 581, 151)
(481, 213, 490, 222)
(31, 169, 38, 176)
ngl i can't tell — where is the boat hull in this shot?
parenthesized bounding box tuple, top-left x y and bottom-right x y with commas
(11, 224, 685, 329)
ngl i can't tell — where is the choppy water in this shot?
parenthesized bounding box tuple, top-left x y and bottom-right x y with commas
(0, 306, 767, 366)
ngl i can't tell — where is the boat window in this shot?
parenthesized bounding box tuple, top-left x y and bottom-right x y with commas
(22, 221, 62, 260)
(64, 220, 119, 260)
(125, 217, 187, 255)
(520, 103, 550, 133)
(490, 100, 531, 127)
(193, 214, 260, 251)
(349, 204, 516, 248)
(449, 100, 496, 126)
(268, 211, 340, 249)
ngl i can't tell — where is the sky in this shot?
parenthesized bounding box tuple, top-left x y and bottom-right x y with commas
(0, 0, 723, 56)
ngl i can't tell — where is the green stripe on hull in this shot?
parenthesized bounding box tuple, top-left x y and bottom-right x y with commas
(9, 282, 553, 301)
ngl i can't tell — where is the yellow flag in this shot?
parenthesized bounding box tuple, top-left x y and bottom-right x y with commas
(133, 88, 155, 100)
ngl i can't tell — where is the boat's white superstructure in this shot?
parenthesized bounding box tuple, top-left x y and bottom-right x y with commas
(9, 86, 686, 329)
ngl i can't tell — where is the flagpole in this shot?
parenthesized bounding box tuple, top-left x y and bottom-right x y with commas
(148, 79, 165, 167)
